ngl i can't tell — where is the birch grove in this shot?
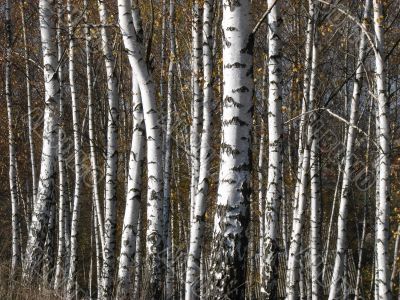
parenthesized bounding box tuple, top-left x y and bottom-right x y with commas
(2, 0, 400, 299)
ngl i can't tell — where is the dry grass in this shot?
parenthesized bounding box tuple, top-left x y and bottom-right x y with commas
(0, 263, 62, 300)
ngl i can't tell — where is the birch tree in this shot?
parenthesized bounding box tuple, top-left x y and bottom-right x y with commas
(85, 0, 105, 259)
(98, 0, 120, 296)
(286, 2, 316, 298)
(117, 0, 164, 297)
(210, 0, 253, 298)
(258, 57, 267, 282)
(116, 78, 145, 300)
(262, 1, 283, 297)
(189, 0, 203, 224)
(5, 0, 21, 277)
(164, 0, 176, 297)
(185, 0, 214, 298)
(4, 0, 400, 298)
(309, 27, 322, 300)
(54, 1, 66, 289)
(23, 0, 60, 282)
(328, 0, 371, 298)
(66, 0, 83, 296)
(373, 0, 392, 297)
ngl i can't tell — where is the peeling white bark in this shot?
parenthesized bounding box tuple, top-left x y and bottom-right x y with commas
(210, 0, 253, 298)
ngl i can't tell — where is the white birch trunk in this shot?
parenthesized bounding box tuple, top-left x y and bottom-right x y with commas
(373, 0, 392, 297)
(262, 1, 283, 297)
(328, 1, 370, 298)
(164, 0, 176, 298)
(285, 8, 315, 295)
(210, 0, 253, 297)
(66, 0, 83, 296)
(117, 0, 164, 297)
(285, 91, 312, 300)
(189, 0, 203, 224)
(116, 78, 145, 299)
(94, 203, 102, 296)
(293, 0, 315, 205)
(5, 0, 21, 277)
(84, 0, 105, 259)
(286, 3, 316, 296)
(258, 57, 267, 282)
(23, 0, 60, 281)
(98, 1, 120, 297)
(375, 102, 381, 299)
(54, 2, 66, 288)
(309, 31, 322, 300)
(133, 211, 143, 300)
(185, 0, 214, 298)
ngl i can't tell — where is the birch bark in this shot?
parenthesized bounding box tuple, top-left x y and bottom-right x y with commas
(189, 0, 203, 224)
(117, 1, 164, 297)
(373, 0, 392, 297)
(85, 0, 105, 259)
(98, 1, 120, 296)
(66, 0, 83, 296)
(258, 57, 267, 282)
(133, 211, 143, 300)
(5, 0, 21, 277)
(328, 1, 371, 298)
(185, 0, 214, 298)
(23, 0, 60, 281)
(309, 30, 322, 300)
(54, 1, 66, 288)
(116, 78, 145, 299)
(164, 0, 176, 298)
(262, 1, 283, 297)
(286, 3, 316, 297)
(210, 0, 253, 298)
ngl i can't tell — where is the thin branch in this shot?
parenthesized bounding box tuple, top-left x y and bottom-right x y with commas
(252, 0, 277, 35)
(285, 107, 379, 148)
